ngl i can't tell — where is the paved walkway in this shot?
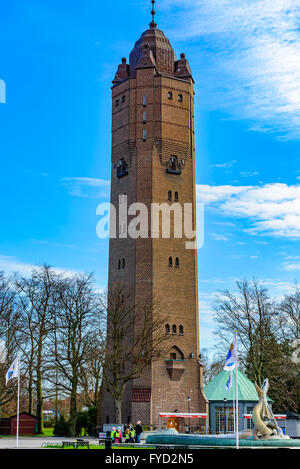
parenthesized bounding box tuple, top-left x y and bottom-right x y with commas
(0, 436, 100, 449)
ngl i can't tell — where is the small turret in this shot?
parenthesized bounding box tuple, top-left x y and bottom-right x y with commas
(112, 57, 129, 84)
(175, 53, 192, 80)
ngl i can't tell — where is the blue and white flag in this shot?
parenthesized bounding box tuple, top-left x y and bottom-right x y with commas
(225, 372, 233, 392)
(5, 357, 19, 385)
(224, 337, 237, 371)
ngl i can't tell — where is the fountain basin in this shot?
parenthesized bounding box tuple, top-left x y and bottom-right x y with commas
(146, 433, 300, 448)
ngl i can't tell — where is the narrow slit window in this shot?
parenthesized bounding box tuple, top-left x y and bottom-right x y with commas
(168, 190, 172, 201)
(143, 129, 147, 140)
(179, 325, 184, 335)
(168, 91, 173, 100)
(143, 111, 147, 122)
(143, 95, 147, 106)
(165, 324, 170, 334)
(122, 258, 125, 269)
(172, 324, 177, 335)
(178, 94, 183, 102)
(175, 257, 180, 268)
(168, 257, 173, 268)
(175, 191, 178, 202)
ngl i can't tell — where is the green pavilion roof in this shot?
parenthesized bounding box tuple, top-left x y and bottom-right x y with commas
(203, 369, 272, 402)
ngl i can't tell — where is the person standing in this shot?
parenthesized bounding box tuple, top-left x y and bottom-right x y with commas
(125, 426, 130, 443)
(129, 426, 136, 443)
(135, 420, 143, 443)
(110, 427, 116, 443)
(114, 427, 122, 444)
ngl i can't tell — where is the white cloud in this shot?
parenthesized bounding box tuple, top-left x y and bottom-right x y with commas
(211, 233, 230, 241)
(0, 255, 80, 278)
(161, 0, 300, 140)
(212, 160, 237, 169)
(197, 182, 300, 238)
(240, 171, 259, 178)
(33, 240, 77, 250)
(61, 177, 110, 198)
(196, 184, 249, 203)
(283, 262, 300, 271)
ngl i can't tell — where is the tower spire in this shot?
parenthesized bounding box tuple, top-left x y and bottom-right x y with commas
(150, 0, 157, 29)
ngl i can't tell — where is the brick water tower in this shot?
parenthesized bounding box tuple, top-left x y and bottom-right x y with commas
(99, 1, 208, 428)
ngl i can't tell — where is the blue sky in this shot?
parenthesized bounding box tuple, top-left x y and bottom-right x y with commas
(0, 0, 300, 352)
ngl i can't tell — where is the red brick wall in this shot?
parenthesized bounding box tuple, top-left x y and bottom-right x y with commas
(98, 31, 208, 429)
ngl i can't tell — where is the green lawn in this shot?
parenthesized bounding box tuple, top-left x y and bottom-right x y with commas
(38, 427, 54, 437)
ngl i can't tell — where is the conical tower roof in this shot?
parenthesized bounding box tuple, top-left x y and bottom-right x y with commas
(129, 1, 176, 76)
(204, 369, 272, 402)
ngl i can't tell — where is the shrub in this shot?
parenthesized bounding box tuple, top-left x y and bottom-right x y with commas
(44, 418, 55, 428)
(75, 412, 90, 436)
(53, 416, 70, 436)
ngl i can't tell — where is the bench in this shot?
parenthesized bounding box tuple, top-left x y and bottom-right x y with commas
(61, 439, 90, 449)
(98, 432, 107, 445)
(62, 441, 76, 449)
(75, 439, 90, 449)
(155, 444, 189, 450)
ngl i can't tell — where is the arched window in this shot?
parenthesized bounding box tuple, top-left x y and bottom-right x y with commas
(118, 259, 121, 270)
(169, 257, 173, 268)
(168, 190, 172, 201)
(179, 325, 184, 335)
(169, 345, 184, 360)
(172, 324, 177, 335)
(122, 258, 125, 269)
(165, 324, 170, 334)
(170, 155, 177, 170)
(175, 257, 180, 268)
(175, 191, 179, 202)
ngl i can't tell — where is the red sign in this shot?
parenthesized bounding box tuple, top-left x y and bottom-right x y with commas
(243, 414, 286, 420)
(159, 413, 207, 419)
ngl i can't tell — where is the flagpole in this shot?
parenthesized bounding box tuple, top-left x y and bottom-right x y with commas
(235, 330, 239, 450)
(232, 371, 236, 434)
(16, 355, 20, 449)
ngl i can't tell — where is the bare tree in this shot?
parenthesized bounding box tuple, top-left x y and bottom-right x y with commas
(49, 273, 102, 436)
(200, 349, 224, 386)
(214, 278, 300, 412)
(279, 286, 300, 341)
(214, 278, 279, 386)
(79, 331, 105, 410)
(101, 284, 169, 424)
(0, 272, 19, 414)
(278, 287, 300, 412)
(16, 265, 58, 433)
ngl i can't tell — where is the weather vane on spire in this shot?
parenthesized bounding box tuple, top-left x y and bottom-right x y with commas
(150, 0, 157, 28)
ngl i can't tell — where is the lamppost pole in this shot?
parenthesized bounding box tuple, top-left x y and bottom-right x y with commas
(223, 397, 227, 434)
(187, 396, 191, 433)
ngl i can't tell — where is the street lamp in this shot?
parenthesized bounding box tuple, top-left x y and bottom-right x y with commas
(187, 397, 191, 433)
(223, 398, 227, 434)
